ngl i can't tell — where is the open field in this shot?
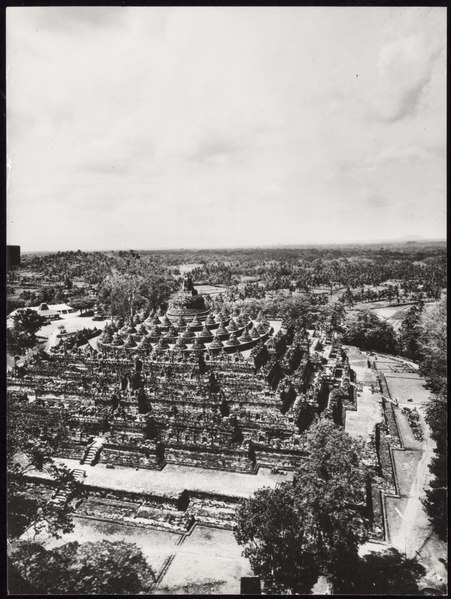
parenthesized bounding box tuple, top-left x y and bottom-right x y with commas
(372, 304, 410, 320)
(195, 285, 226, 297)
(392, 449, 423, 496)
(372, 304, 412, 331)
(386, 375, 431, 405)
(157, 525, 252, 595)
(178, 263, 203, 274)
(39, 312, 111, 351)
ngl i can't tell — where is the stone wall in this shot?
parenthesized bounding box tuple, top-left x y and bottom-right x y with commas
(165, 446, 256, 473)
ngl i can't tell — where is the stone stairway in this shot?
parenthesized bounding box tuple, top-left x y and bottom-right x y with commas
(81, 445, 100, 466)
(72, 468, 86, 481)
(51, 468, 85, 505)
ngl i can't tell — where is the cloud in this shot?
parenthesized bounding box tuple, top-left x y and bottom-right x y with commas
(372, 145, 431, 164)
(26, 7, 131, 34)
(189, 137, 243, 164)
(6, 7, 447, 251)
(338, 144, 432, 181)
(371, 8, 446, 122)
(358, 188, 391, 210)
(377, 39, 443, 122)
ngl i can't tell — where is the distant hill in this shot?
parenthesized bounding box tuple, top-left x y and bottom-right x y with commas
(396, 234, 426, 242)
(20, 237, 446, 254)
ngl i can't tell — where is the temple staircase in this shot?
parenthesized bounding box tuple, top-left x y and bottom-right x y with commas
(72, 468, 86, 482)
(81, 445, 100, 466)
(51, 468, 85, 505)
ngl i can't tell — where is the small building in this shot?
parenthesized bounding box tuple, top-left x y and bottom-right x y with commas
(7, 302, 75, 325)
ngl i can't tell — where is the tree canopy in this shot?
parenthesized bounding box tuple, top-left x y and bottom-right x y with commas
(9, 540, 155, 594)
(417, 298, 447, 541)
(97, 268, 177, 318)
(422, 392, 447, 541)
(7, 398, 82, 540)
(419, 297, 447, 395)
(346, 548, 426, 595)
(342, 308, 397, 353)
(7, 309, 46, 355)
(234, 419, 430, 594)
(234, 483, 319, 594)
(234, 418, 370, 594)
(293, 419, 369, 588)
(397, 302, 424, 362)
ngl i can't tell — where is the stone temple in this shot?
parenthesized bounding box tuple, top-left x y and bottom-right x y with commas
(98, 275, 271, 356)
(9, 269, 377, 591)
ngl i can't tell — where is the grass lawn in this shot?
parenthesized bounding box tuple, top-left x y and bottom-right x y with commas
(384, 496, 409, 543)
(195, 285, 226, 296)
(386, 375, 430, 404)
(391, 449, 422, 497)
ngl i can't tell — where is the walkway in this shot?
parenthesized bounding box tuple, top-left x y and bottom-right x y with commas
(27, 459, 290, 500)
(373, 354, 447, 591)
(343, 346, 447, 591)
(342, 346, 382, 440)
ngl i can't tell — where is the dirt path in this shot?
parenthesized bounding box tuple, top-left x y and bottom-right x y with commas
(391, 419, 435, 557)
(380, 382, 447, 590)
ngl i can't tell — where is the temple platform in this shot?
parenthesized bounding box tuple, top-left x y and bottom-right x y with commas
(27, 458, 291, 500)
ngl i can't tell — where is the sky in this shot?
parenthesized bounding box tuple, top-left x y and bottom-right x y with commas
(7, 6, 447, 252)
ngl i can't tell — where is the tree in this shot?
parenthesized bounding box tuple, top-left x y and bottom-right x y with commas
(278, 296, 316, 326)
(422, 481, 448, 542)
(235, 419, 370, 593)
(347, 548, 426, 595)
(97, 268, 177, 319)
(419, 298, 447, 540)
(419, 297, 447, 395)
(293, 419, 370, 589)
(342, 309, 397, 353)
(9, 540, 155, 594)
(8, 400, 82, 540)
(318, 303, 346, 335)
(425, 394, 447, 452)
(8, 460, 83, 540)
(7, 309, 46, 355)
(234, 483, 319, 594)
(398, 303, 424, 362)
(422, 395, 448, 541)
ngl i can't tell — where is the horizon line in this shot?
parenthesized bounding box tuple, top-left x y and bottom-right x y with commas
(19, 237, 447, 254)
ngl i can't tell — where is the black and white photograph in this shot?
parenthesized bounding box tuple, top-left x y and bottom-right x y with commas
(6, 6, 447, 595)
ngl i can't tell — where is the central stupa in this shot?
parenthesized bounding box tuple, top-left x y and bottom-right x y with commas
(98, 274, 273, 355)
(166, 274, 210, 322)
